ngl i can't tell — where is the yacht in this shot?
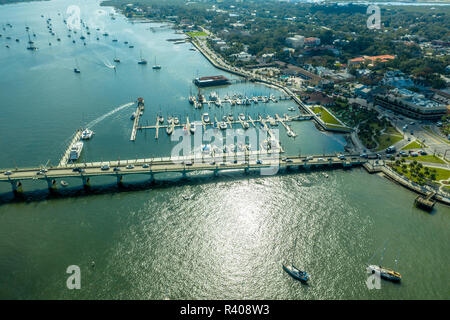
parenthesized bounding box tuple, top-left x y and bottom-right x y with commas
(283, 264, 309, 283)
(209, 91, 218, 101)
(219, 122, 227, 130)
(81, 129, 94, 140)
(152, 57, 161, 69)
(202, 113, 210, 123)
(173, 117, 179, 125)
(69, 141, 84, 161)
(242, 121, 250, 130)
(239, 113, 245, 121)
(138, 50, 147, 65)
(159, 116, 164, 124)
(190, 122, 196, 134)
(227, 114, 233, 122)
(188, 96, 196, 105)
(74, 67, 81, 73)
(367, 265, 401, 282)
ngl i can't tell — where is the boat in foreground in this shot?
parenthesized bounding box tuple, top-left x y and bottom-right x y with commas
(81, 128, 94, 140)
(367, 265, 401, 282)
(282, 264, 309, 283)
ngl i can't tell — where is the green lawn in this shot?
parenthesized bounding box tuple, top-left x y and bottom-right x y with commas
(312, 106, 342, 125)
(402, 140, 424, 150)
(376, 134, 403, 151)
(405, 155, 446, 164)
(391, 164, 450, 185)
(186, 31, 208, 38)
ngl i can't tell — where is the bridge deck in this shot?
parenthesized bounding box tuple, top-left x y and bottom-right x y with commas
(0, 154, 366, 183)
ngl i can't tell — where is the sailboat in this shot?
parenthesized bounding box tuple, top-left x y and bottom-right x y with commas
(367, 241, 402, 282)
(113, 50, 120, 63)
(152, 57, 161, 69)
(74, 59, 81, 73)
(26, 30, 37, 51)
(137, 50, 147, 65)
(283, 236, 309, 283)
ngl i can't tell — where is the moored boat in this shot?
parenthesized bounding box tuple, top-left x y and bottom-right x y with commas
(367, 265, 401, 282)
(283, 264, 309, 283)
(81, 128, 94, 140)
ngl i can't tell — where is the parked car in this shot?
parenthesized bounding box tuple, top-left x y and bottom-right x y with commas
(126, 165, 134, 169)
(142, 164, 150, 168)
(360, 153, 368, 158)
(113, 167, 121, 172)
(3, 171, 12, 176)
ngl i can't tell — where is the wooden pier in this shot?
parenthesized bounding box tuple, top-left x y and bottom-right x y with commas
(130, 98, 145, 141)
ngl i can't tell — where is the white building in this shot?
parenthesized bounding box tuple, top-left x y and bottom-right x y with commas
(286, 35, 305, 48)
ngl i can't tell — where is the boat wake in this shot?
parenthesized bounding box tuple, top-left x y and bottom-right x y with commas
(85, 102, 134, 129)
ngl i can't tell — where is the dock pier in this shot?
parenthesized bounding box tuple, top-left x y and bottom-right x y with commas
(58, 129, 82, 167)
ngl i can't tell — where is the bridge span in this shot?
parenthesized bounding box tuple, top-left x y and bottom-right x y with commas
(0, 153, 367, 194)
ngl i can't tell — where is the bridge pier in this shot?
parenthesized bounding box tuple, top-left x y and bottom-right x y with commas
(10, 180, 23, 195)
(213, 168, 219, 177)
(81, 176, 90, 189)
(244, 167, 249, 174)
(46, 178, 57, 191)
(116, 175, 123, 186)
(149, 172, 155, 184)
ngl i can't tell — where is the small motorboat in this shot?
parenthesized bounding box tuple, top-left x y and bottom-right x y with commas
(60, 180, 69, 187)
(81, 128, 94, 140)
(282, 264, 309, 283)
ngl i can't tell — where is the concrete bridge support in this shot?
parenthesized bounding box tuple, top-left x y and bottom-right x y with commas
(181, 170, 187, 180)
(213, 169, 219, 177)
(116, 175, 123, 186)
(149, 172, 155, 184)
(81, 176, 90, 189)
(10, 180, 23, 195)
(46, 178, 57, 191)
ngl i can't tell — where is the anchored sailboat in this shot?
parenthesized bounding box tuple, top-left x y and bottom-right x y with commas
(283, 236, 309, 283)
(137, 50, 147, 65)
(367, 241, 402, 282)
(152, 57, 161, 69)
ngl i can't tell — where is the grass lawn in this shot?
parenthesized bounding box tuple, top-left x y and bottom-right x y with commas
(402, 140, 424, 150)
(376, 134, 403, 151)
(312, 106, 342, 125)
(392, 164, 450, 185)
(405, 155, 446, 165)
(186, 31, 208, 38)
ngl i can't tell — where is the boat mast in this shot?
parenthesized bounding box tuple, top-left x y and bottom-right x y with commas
(379, 240, 389, 266)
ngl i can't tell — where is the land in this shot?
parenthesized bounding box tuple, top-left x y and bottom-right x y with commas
(100, 0, 450, 199)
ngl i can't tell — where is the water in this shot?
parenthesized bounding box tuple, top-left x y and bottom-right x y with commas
(0, 0, 449, 299)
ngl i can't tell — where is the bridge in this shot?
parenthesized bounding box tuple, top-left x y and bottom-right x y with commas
(0, 153, 367, 194)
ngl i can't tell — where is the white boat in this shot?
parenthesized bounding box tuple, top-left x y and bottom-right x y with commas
(219, 122, 227, 130)
(81, 128, 94, 140)
(60, 180, 69, 187)
(69, 141, 83, 161)
(202, 113, 210, 123)
(242, 121, 250, 129)
(239, 113, 245, 121)
(173, 117, 179, 125)
(130, 112, 136, 120)
(190, 122, 196, 134)
(209, 92, 218, 101)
